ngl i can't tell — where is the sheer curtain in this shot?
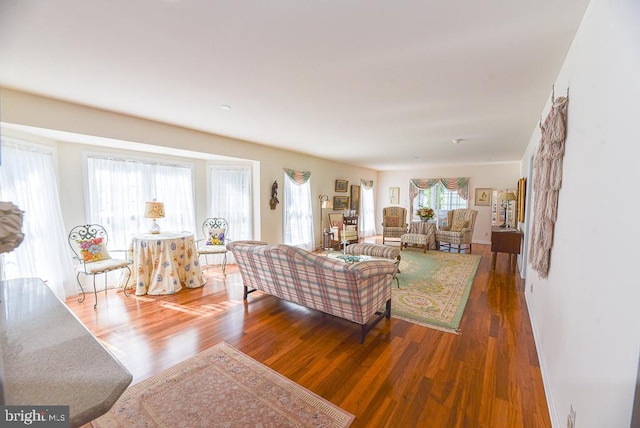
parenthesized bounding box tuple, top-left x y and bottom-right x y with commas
(360, 180, 376, 237)
(87, 156, 196, 249)
(0, 137, 76, 299)
(208, 164, 253, 241)
(283, 168, 314, 251)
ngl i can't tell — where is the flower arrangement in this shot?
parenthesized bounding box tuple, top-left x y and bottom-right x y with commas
(416, 207, 435, 221)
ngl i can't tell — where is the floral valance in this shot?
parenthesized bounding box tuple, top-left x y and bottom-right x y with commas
(283, 168, 311, 185)
(360, 179, 374, 190)
(409, 177, 470, 200)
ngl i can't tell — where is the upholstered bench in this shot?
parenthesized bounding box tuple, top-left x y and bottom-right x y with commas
(401, 233, 430, 253)
(345, 243, 401, 287)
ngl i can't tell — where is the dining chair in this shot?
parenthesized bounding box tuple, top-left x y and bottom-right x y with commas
(68, 224, 132, 309)
(197, 217, 229, 275)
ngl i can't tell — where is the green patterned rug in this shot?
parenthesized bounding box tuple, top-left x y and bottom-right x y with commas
(392, 250, 480, 333)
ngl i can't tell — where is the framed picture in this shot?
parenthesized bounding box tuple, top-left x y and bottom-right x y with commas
(333, 196, 350, 210)
(517, 178, 526, 222)
(474, 188, 492, 206)
(335, 179, 348, 192)
(389, 187, 400, 205)
(350, 185, 360, 213)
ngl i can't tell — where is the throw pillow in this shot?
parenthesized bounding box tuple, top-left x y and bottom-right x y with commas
(208, 228, 226, 245)
(450, 219, 469, 232)
(78, 237, 110, 263)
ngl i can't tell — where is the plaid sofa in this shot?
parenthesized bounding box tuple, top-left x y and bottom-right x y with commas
(227, 241, 397, 343)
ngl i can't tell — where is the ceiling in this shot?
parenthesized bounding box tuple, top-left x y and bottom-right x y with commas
(0, 0, 589, 171)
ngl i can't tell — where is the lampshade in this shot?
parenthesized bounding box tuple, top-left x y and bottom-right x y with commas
(322, 200, 333, 209)
(499, 191, 517, 201)
(144, 201, 165, 219)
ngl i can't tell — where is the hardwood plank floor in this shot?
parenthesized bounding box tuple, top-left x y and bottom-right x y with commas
(67, 240, 550, 427)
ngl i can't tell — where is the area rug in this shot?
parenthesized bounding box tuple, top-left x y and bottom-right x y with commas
(92, 342, 354, 427)
(392, 250, 480, 333)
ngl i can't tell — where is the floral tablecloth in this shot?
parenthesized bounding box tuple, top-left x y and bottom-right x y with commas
(124, 232, 205, 295)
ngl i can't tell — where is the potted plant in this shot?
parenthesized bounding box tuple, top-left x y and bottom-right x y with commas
(416, 207, 434, 222)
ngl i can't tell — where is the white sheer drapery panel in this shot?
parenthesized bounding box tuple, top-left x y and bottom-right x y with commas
(208, 165, 253, 241)
(0, 138, 76, 299)
(87, 156, 196, 250)
(207, 164, 253, 265)
(360, 184, 376, 237)
(283, 175, 314, 251)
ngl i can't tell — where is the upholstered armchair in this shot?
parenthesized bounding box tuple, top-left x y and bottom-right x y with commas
(435, 209, 478, 253)
(382, 206, 408, 244)
(329, 212, 358, 247)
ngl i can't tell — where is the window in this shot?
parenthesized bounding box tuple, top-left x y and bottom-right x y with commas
(410, 178, 469, 227)
(283, 169, 314, 250)
(0, 137, 76, 299)
(86, 155, 196, 249)
(208, 164, 253, 240)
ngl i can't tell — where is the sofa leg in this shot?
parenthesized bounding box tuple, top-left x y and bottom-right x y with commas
(243, 286, 257, 300)
(359, 299, 392, 344)
(385, 299, 391, 319)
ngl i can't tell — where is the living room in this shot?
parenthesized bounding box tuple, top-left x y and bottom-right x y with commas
(1, 1, 639, 427)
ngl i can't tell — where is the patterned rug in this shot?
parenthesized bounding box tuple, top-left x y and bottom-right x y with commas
(92, 342, 354, 427)
(393, 250, 480, 333)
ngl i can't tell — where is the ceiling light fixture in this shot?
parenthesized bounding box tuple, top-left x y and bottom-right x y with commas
(452, 138, 463, 144)
(218, 105, 231, 110)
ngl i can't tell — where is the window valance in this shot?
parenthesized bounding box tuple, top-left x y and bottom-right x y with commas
(283, 168, 311, 185)
(409, 177, 469, 200)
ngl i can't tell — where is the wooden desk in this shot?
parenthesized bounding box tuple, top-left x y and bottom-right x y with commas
(491, 226, 523, 269)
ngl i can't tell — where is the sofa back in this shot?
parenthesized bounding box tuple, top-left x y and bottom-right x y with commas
(227, 241, 396, 325)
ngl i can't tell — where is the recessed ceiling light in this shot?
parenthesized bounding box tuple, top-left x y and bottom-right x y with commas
(218, 105, 231, 110)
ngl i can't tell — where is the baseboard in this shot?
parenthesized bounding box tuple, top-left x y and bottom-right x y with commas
(473, 239, 491, 245)
(524, 292, 560, 427)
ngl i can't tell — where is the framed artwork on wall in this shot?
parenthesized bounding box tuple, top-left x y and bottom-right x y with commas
(389, 187, 399, 204)
(333, 196, 350, 210)
(335, 179, 348, 192)
(474, 188, 492, 206)
(517, 178, 526, 222)
(350, 185, 360, 213)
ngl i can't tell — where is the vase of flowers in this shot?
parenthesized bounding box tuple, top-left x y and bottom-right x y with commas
(416, 207, 434, 222)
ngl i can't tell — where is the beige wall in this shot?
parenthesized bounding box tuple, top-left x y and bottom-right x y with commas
(0, 88, 377, 246)
(378, 163, 521, 244)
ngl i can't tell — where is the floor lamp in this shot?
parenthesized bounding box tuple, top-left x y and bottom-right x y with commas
(319, 195, 332, 249)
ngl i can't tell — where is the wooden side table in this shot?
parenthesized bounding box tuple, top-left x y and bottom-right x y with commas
(491, 226, 523, 270)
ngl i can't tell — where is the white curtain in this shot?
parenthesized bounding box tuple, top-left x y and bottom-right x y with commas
(87, 156, 196, 249)
(283, 170, 314, 251)
(0, 137, 76, 299)
(360, 180, 376, 237)
(208, 164, 253, 241)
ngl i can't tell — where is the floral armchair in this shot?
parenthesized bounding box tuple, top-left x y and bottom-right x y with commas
(435, 209, 478, 253)
(382, 206, 408, 244)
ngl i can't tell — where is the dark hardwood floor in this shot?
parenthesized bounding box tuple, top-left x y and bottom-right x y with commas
(68, 239, 550, 428)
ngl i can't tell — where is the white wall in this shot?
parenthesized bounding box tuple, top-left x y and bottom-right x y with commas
(378, 163, 521, 244)
(522, 1, 640, 426)
(0, 89, 377, 248)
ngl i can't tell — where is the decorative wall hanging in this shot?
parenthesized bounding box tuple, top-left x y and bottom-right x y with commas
(389, 187, 399, 204)
(269, 181, 279, 210)
(474, 188, 492, 206)
(335, 179, 348, 192)
(529, 87, 569, 278)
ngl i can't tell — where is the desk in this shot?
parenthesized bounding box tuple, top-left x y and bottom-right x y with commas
(0, 278, 132, 426)
(127, 232, 205, 295)
(491, 226, 523, 269)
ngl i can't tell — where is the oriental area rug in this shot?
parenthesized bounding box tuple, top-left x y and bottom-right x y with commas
(392, 250, 481, 333)
(92, 342, 354, 428)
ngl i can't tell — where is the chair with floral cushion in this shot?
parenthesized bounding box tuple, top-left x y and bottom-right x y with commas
(435, 209, 478, 253)
(382, 206, 408, 245)
(197, 217, 229, 275)
(68, 224, 132, 309)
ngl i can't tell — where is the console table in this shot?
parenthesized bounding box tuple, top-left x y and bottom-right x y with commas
(491, 226, 523, 270)
(0, 278, 132, 427)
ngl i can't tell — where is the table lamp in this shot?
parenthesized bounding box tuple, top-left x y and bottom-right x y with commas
(144, 200, 165, 234)
(499, 191, 517, 228)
